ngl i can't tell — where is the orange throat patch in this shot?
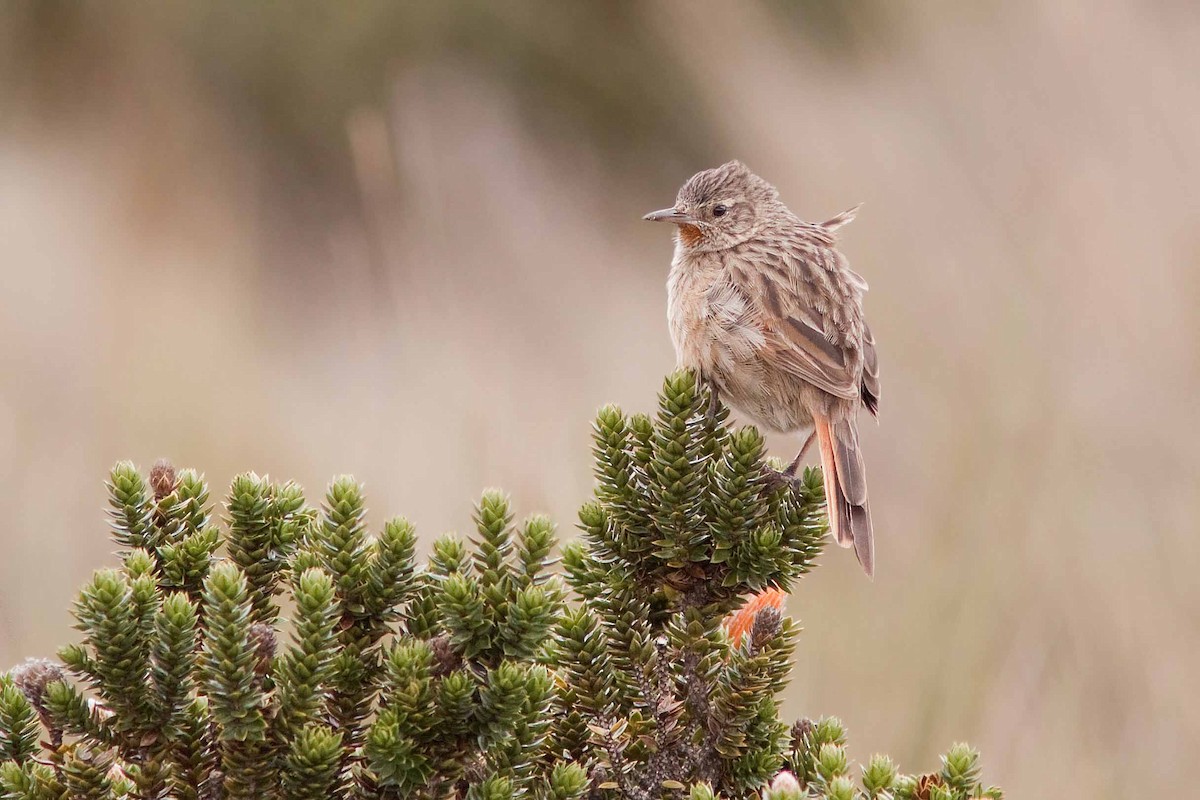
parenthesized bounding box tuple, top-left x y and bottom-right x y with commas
(677, 224, 704, 248)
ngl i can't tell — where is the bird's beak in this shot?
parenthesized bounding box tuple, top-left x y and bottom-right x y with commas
(643, 207, 696, 224)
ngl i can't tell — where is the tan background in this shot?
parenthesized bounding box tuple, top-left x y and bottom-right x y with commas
(2, 3, 1197, 796)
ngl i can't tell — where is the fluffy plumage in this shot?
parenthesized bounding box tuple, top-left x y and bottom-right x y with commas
(648, 160, 879, 576)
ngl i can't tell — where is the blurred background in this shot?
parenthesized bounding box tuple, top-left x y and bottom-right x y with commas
(2, 1, 1197, 796)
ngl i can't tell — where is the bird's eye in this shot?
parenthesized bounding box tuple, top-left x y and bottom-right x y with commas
(713, 204, 728, 217)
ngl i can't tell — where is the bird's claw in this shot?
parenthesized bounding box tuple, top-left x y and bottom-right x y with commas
(762, 467, 801, 493)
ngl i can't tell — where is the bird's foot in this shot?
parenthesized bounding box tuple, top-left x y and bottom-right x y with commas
(762, 466, 801, 493)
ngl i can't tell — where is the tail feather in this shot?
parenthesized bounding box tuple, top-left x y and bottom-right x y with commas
(832, 419, 868, 506)
(848, 503, 874, 578)
(815, 415, 874, 577)
(815, 420, 853, 548)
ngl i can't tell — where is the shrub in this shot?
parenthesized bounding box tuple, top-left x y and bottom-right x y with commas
(0, 371, 1000, 800)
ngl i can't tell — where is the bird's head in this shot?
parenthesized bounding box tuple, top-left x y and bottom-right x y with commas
(643, 160, 781, 251)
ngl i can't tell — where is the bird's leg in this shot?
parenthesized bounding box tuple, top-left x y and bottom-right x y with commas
(764, 431, 817, 493)
(782, 432, 817, 479)
(705, 380, 721, 425)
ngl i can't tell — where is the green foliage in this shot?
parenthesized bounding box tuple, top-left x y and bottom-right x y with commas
(0, 371, 1001, 800)
(199, 562, 267, 743)
(225, 472, 295, 624)
(0, 678, 39, 764)
(151, 592, 199, 738)
(282, 725, 344, 800)
(0, 760, 62, 800)
(275, 568, 340, 737)
(62, 747, 115, 800)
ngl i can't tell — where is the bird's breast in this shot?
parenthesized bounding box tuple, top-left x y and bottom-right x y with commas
(666, 254, 718, 371)
(666, 253, 766, 379)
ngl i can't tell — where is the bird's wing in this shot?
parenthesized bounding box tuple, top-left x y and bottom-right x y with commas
(861, 322, 880, 416)
(726, 246, 861, 400)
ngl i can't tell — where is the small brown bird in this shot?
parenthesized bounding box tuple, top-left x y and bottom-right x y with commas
(644, 161, 879, 576)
